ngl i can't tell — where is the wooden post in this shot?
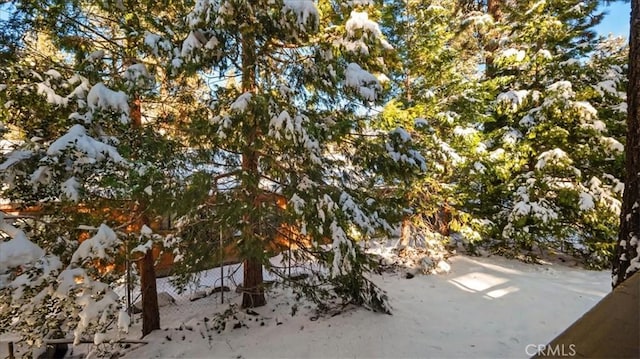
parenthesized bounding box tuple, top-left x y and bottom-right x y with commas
(220, 230, 224, 304)
(126, 241, 132, 315)
(534, 272, 640, 358)
(288, 241, 292, 279)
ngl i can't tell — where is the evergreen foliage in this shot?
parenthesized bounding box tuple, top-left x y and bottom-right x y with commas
(0, 0, 632, 352)
(158, 0, 422, 312)
(466, 0, 627, 267)
(378, 0, 495, 256)
(0, 0, 184, 349)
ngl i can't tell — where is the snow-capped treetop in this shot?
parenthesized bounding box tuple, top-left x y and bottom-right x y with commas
(283, 0, 319, 31)
(47, 124, 125, 163)
(535, 148, 571, 170)
(61, 177, 81, 202)
(230, 92, 253, 113)
(124, 63, 152, 89)
(181, 31, 204, 58)
(497, 48, 526, 63)
(0, 212, 45, 273)
(70, 224, 121, 265)
(36, 82, 69, 106)
(345, 63, 381, 101)
(87, 83, 130, 123)
(497, 90, 537, 113)
(0, 150, 33, 171)
(341, 10, 393, 55)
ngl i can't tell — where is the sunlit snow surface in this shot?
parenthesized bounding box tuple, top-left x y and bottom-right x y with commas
(104, 254, 611, 359)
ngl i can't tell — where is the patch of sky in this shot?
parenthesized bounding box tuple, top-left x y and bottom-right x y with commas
(596, 2, 630, 38)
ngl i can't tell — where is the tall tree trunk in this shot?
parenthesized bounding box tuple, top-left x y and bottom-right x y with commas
(130, 93, 161, 332)
(398, 217, 412, 249)
(242, 256, 265, 308)
(403, 0, 412, 103)
(614, 1, 640, 287)
(484, 0, 502, 77)
(437, 205, 451, 236)
(240, 22, 266, 308)
(487, 0, 502, 21)
(139, 248, 160, 336)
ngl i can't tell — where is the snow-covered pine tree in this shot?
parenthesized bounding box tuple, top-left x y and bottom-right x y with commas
(378, 0, 488, 260)
(159, 0, 425, 311)
(467, 0, 627, 267)
(0, 0, 190, 347)
(0, 50, 130, 357)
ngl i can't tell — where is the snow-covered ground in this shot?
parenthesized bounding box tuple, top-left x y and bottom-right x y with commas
(115, 254, 610, 359)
